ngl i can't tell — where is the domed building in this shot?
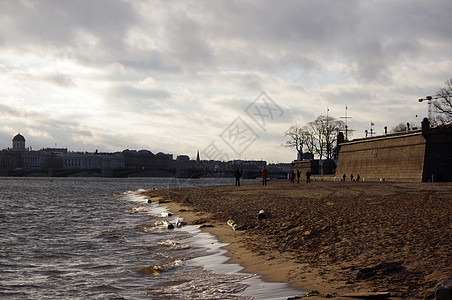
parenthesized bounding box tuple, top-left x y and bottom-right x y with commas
(12, 133, 26, 151)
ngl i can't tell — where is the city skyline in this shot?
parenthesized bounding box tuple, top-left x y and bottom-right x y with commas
(0, 1, 451, 163)
(3, 132, 264, 162)
(3, 132, 193, 160)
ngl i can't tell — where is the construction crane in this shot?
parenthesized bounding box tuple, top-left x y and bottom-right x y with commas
(418, 95, 441, 122)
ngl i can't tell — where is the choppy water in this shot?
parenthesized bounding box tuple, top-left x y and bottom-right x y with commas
(0, 177, 302, 299)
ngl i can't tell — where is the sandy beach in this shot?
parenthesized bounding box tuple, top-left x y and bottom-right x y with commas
(141, 180, 451, 299)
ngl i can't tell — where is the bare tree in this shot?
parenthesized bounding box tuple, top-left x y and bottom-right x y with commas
(284, 125, 312, 159)
(286, 115, 345, 160)
(433, 78, 452, 123)
(304, 128, 317, 158)
(307, 115, 345, 159)
(306, 116, 326, 159)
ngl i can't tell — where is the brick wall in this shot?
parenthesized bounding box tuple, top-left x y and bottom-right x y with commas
(336, 132, 426, 182)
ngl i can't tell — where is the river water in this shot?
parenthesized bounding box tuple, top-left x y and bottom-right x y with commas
(0, 177, 302, 299)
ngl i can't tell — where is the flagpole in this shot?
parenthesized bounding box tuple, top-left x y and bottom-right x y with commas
(340, 105, 352, 141)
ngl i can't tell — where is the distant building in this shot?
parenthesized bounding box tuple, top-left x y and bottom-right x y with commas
(0, 133, 31, 171)
(2, 133, 299, 179)
(267, 163, 292, 173)
(55, 151, 124, 169)
(0, 150, 21, 170)
(22, 151, 42, 169)
(226, 160, 266, 171)
(40, 148, 68, 155)
(12, 133, 26, 151)
(1, 134, 173, 173)
(122, 149, 171, 169)
(297, 152, 314, 161)
(176, 155, 190, 161)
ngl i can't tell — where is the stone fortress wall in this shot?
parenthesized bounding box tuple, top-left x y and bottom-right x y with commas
(335, 132, 426, 182)
(335, 119, 452, 182)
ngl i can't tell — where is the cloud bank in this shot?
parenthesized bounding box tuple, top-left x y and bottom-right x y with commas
(0, 0, 451, 162)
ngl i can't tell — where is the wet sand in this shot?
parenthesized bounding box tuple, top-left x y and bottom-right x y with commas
(141, 180, 451, 299)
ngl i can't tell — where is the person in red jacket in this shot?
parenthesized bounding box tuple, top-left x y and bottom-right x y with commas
(262, 167, 268, 186)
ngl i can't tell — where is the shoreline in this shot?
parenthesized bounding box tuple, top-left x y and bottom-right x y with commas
(152, 196, 346, 298)
(141, 180, 451, 299)
(157, 200, 309, 290)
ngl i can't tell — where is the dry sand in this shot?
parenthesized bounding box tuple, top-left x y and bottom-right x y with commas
(141, 180, 451, 299)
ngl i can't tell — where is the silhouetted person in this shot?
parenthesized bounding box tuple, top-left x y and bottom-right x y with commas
(306, 170, 311, 184)
(235, 169, 241, 186)
(356, 174, 360, 182)
(296, 170, 301, 183)
(262, 167, 268, 186)
(350, 173, 354, 182)
(290, 170, 295, 183)
(342, 174, 346, 181)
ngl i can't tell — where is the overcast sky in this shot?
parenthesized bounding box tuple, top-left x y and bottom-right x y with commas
(0, 0, 451, 162)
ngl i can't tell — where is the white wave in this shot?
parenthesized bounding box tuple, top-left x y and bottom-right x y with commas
(158, 239, 192, 250)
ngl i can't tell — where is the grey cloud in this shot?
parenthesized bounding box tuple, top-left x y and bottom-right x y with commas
(202, 1, 360, 50)
(0, 0, 451, 157)
(0, 106, 96, 150)
(117, 50, 182, 74)
(0, 63, 76, 88)
(38, 117, 90, 135)
(279, 54, 320, 73)
(0, 102, 89, 135)
(340, 1, 452, 82)
(164, 9, 213, 65)
(320, 88, 375, 106)
(3, 0, 449, 83)
(101, 84, 174, 122)
(193, 0, 450, 82)
(0, 103, 22, 117)
(110, 84, 170, 101)
(0, 0, 138, 60)
(89, 131, 141, 152)
(29, 125, 94, 150)
(44, 73, 76, 87)
(0, 131, 14, 149)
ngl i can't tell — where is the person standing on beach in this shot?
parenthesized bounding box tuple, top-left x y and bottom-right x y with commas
(262, 167, 268, 186)
(306, 170, 311, 184)
(296, 170, 301, 183)
(235, 169, 241, 186)
(290, 170, 295, 183)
